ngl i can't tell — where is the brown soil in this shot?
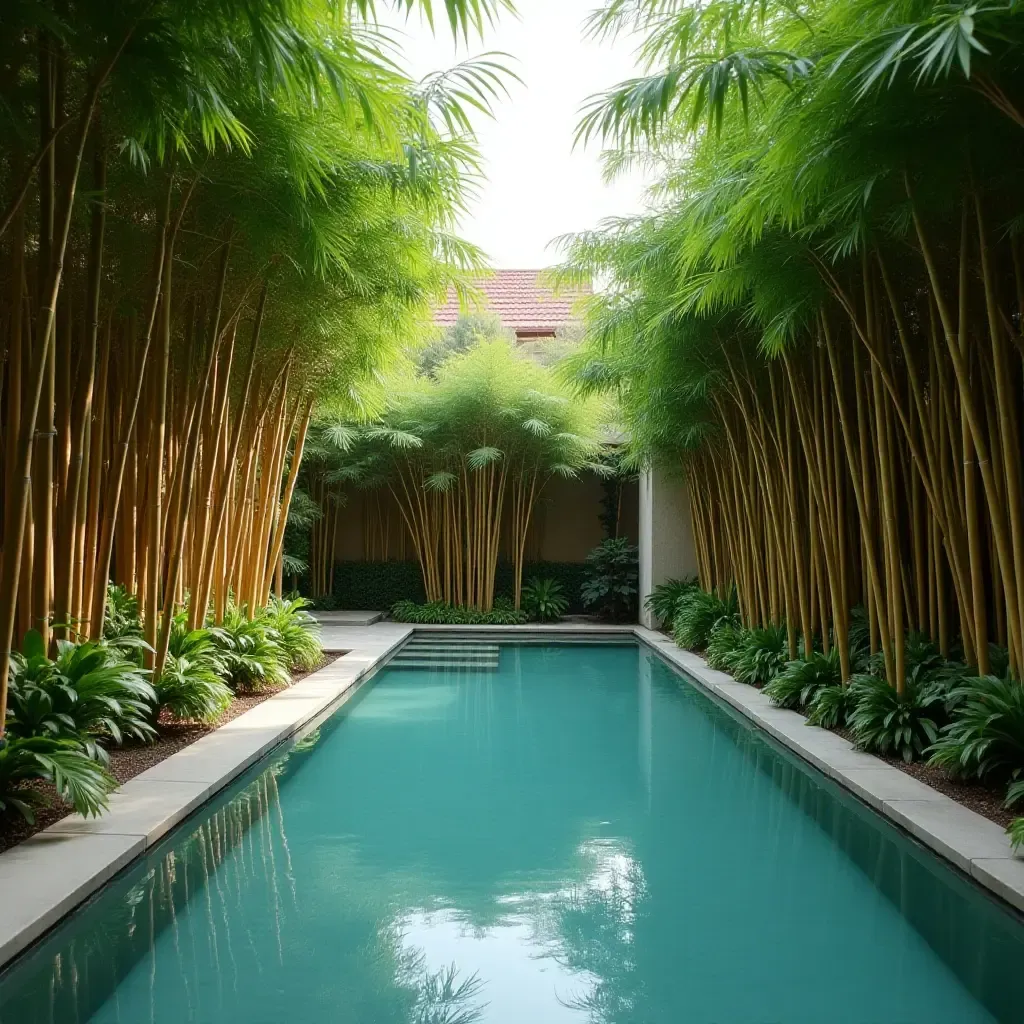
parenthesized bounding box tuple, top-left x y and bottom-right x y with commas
(0, 653, 344, 855)
(815, 728, 1014, 831)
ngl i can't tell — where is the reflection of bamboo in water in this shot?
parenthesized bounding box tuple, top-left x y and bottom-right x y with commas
(259, 773, 286, 963)
(166, 854, 196, 1023)
(209, 808, 240, 997)
(149, 867, 157, 1024)
(30, 768, 295, 1018)
(268, 770, 297, 903)
(196, 825, 223, 979)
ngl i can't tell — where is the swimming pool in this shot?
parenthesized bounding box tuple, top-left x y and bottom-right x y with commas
(2, 642, 1023, 1023)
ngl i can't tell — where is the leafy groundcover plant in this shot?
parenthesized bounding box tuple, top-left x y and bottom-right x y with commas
(672, 587, 738, 650)
(522, 578, 568, 623)
(1008, 816, 1024, 851)
(156, 618, 233, 724)
(210, 607, 291, 692)
(847, 675, 942, 763)
(927, 675, 1024, 791)
(0, 737, 116, 823)
(765, 649, 844, 711)
(7, 630, 157, 762)
(645, 576, 697, 629)
(704, 619, 744, 672)
(264, 595, 324, 671)
(391, 599, 527, 626)
(730, 625, 788, 687)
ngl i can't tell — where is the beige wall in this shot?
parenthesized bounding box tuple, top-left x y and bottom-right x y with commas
(638, 464, 699, 628)
(332, 474, 639, 564)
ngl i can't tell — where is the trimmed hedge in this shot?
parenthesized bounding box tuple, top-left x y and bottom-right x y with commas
(314, 560, 591, 612)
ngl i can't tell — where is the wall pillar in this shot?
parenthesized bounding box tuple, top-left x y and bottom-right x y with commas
(638, 464, 699, 627)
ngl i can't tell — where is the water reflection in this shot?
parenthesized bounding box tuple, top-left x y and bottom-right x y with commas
(2, 644, 1023, 1024)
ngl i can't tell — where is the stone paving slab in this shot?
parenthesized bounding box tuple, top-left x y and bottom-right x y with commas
(972, 858, 1024, 914)
(0, 832, 144, 966)
(44, 779, 211, 843)
(633, 625, 1024, 916)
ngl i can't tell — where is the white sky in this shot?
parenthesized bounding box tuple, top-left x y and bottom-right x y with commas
(380, 0, 650, 269)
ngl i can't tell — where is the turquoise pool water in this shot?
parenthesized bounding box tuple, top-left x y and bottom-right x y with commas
(2, 643, 1023, 1023)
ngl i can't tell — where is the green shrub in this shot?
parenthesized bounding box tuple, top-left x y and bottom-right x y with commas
(645, 576, 697, 629)
(157, 654, 233, 724)
(672, 587, 739, 650)
(730, 625, 788, 687)
(704, 619, 744, 672)
(1008, 816, 1024, 852)
(210, 607, 290, 691)
(847, 674, 942, 763)
(522, 578, 568, 622)
(580, 538, 639, 622)
(103, 583, 143, 645)
(7, 630, 157, 762)
(0, 736, 116, 823)
(264, 594, 324, 670)
(154, 618, 233, 724)
(868, 632, 945, 685)
(390, 599, 527, 625)
(806, 682, 859, 729)
(322, 561, 426, 610)
(765, 648, 844, 709)
(927, 675, 1024, 787)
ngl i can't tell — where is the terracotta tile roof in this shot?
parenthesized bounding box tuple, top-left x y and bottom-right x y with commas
(433, 270, 591, 336)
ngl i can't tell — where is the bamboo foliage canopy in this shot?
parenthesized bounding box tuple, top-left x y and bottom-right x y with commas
(0, 0, 519, 733)
(562, 0, 1024, 690)
(313, 338, 611, 609)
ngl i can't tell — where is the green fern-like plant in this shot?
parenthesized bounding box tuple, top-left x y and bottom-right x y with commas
(765, 648, 844, 710)
(806, 682, 858, 729)
(645, 576, 697, 628)
(0, 736, 116, 823)
(7, 630, 157, 762)
(731, 625, 788, 687)
(209, 607, 290, 691)
(672, 587, 739, 650)
(1007, 817, 1024, 852)
(263, 595, 324, 671)
(704, 619, 744, 672)
(522, 578, 569, 623)
(927, 675, 1024, 785)
(848, 674, 942, 763)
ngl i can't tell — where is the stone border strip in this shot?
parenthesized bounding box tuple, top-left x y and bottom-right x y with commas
(633, 625, 1024, 916)
(0, 623, 412, 968)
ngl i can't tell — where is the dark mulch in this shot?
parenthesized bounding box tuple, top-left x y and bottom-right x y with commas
(0, 653, 344, 855)
(879, 753, 1015, 829)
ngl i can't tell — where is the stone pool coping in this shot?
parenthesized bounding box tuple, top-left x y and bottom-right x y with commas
(2, 621, 1022, 972)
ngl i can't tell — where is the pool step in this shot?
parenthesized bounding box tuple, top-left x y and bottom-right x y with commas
(391, 638, 499, 671)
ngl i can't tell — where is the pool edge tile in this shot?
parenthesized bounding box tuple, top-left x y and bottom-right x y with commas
(0, 832, 145, 967)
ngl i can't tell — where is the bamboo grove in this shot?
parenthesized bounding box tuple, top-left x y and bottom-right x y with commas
(0, 0, 515, 734)
(302, 337, 608, 610)
(564, 0, 1024, 692)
